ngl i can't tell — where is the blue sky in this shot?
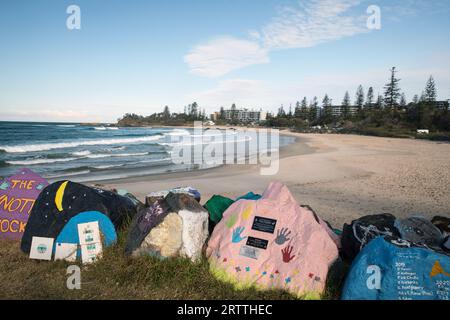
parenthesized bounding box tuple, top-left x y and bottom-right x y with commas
(1, 0, 449, 123)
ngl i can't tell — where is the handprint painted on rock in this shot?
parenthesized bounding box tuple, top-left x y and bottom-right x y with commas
(281, 244, 296, 263)
(232, 226, 247, 243)
(275, 227, 291, 245)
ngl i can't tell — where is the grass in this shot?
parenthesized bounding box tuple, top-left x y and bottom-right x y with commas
(0, 224, 348, 300)
(0, 221, 347, 300)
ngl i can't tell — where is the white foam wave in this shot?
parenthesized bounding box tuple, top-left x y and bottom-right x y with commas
(164, 129, 190, 136)
(86, 152, 148, 159)
(72, 150, 91, 156)
(137, 157, 172, 164)
(92, 164, 123, 169)
(6, 157, 78, 165)
(0, 135, 162, 153)
(94, 126, 117, 130)
(160, 137, 252, 147)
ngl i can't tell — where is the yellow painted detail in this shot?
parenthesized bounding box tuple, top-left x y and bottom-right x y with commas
(55, 181, 69, 212)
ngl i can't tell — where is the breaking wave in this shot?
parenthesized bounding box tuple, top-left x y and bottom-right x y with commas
(5, 152, 151, 166)
(0, 135, 163, 153)
(6, 157, 78, 165)
(71, 150, 91, 157)
(94, 126, 119, 131)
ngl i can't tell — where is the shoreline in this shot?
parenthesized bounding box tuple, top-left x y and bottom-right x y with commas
(89, 131, 312, 185)
(94, 131, 450, 228)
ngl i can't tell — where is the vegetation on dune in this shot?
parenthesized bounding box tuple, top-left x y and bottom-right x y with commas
(264, 69, 450, 140)
(117, 102, 207, 127)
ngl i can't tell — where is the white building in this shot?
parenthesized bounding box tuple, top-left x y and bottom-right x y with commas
(223, 108, 266, 123)
(331, 105, 359, 117)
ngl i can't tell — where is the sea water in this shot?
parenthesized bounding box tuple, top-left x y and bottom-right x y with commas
(0, 122, 295, 182)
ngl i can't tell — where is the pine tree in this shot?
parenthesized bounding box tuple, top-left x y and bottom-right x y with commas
(294, 101, 301, 118)
(355, 85, 365, 111)
(384, 67, 401, 111)
(309, 97, 318, 122)
(163, 105, 170, 120)
(277, 105, 286, 117)
(424, 75, 437, 103)
(366, 87, 374, 108)
(420, 91, 426, 103)
(322, 94, 333, 123)
(322, 94, 331, 107)
(375, 94, 384, 109)
(400, 93, 407, 108)
(342, 91, 351, 119)
(412, 95, 419, 104)
(300, 97, 308, 120)
(231, 103, 237, 121)
(191, 102, 199, 118)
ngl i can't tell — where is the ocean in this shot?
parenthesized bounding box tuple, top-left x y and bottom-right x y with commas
(0, 122, 295, 182)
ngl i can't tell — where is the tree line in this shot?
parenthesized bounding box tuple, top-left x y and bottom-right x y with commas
(265, 67, 449, 134)
(117, 102, 207, 126)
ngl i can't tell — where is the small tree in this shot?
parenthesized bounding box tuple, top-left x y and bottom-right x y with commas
(294, 101, 301, 118)
(163, 105, 171, 120)
(191, 102, 199, 118)
(322, 94, 331, 107)
(231, 103, 237, 121)
(342, 91, 351, 119)
(355, 85, 365, 111)
(424, 75, 437, 103)
(384, 67, 401, 112)
(277, 105, 286, 117)
(300, 97, 308, 120)
(375, 94, 383, 109)
(366, 87, 374, 108)
(400, 93, 407, 109)
(321, 94, 333, 124)
(309, 97, 318, 123)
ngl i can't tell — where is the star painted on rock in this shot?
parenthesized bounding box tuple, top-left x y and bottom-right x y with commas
(285, 277, 291, 284)
(262, 271, 267, 276)
(235, 267, 241, 273)
(245, 267, 250, 272)
(222, 258, 227, 263)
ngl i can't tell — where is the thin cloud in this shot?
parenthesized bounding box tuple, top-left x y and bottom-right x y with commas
(383, 0, 450, 18)
(184, 37, 269, 78)
(185, 0, 368, 78)
(262, 0, 367, 49)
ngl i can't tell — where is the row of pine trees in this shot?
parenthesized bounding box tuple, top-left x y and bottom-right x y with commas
(269, 67, 448, 131)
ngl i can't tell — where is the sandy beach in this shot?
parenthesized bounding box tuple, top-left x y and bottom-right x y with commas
(96, 132, 450, 229)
